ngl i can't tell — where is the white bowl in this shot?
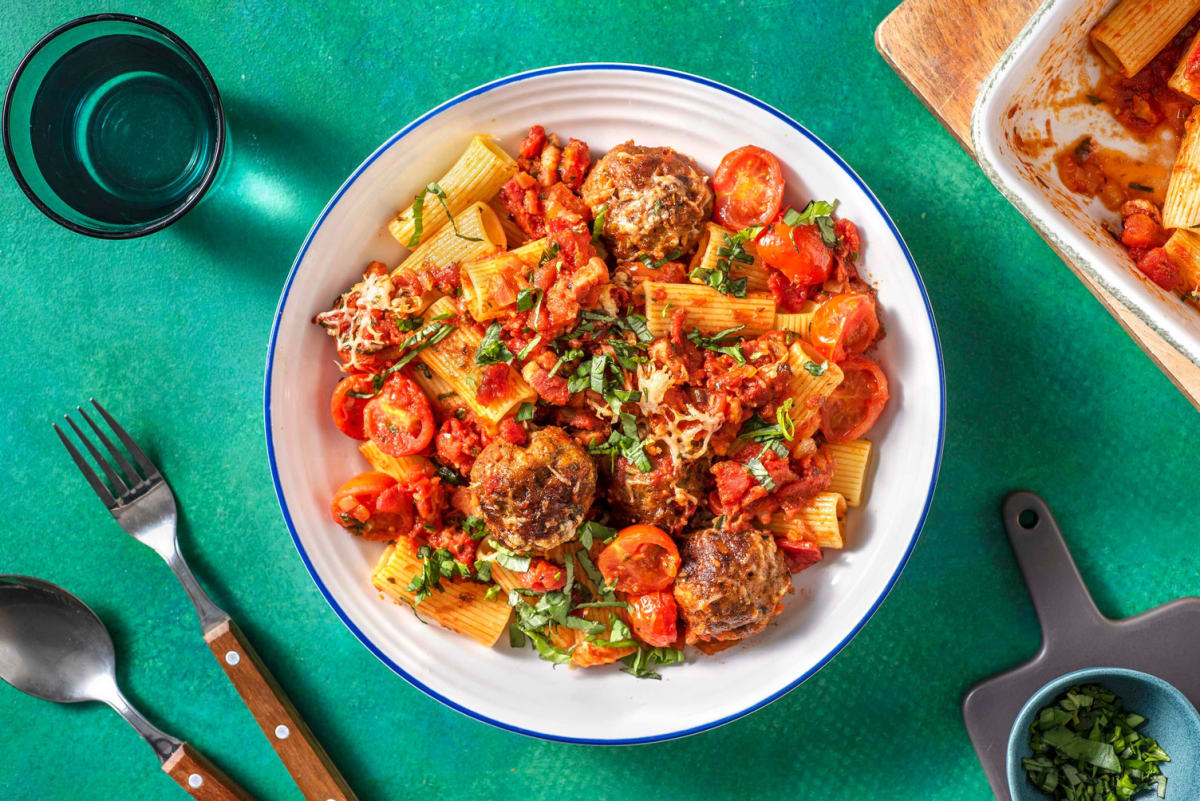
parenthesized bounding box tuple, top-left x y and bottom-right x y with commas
(265, 64, 944, 743)
(972, 0, 1200, 370)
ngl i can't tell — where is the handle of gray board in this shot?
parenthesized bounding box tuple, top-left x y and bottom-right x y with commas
(1003, 491, 1105, 644)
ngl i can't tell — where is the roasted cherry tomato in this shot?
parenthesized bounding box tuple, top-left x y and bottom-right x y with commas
(515, 558, 568, 592)
(757, 211, 834, 286)
(597, 524, 681, 594)
(626, 590, 679, 648)
(330, 374, 375, 440)
(776, 537, 823, 573)
(364, 373, 435, 457)
(820, 356, 889, 444)
(712, 145, 784, 229)
(330, 471, 414, 540)
(809, 293, 880, 363)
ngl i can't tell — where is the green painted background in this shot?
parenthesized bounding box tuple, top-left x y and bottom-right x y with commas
(1, 1, 1196, 799)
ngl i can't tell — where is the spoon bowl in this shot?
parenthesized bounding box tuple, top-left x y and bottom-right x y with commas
(0, 575, 118, 704)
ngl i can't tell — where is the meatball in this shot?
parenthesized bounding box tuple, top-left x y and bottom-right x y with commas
(673, 527, 790, 645)
(469, 426, 596, 552)
(608, 451, 706, 534)
(581, 142, 713, 262)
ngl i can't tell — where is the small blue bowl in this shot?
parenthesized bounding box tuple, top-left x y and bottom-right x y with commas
(1007, 667, 1200, 801)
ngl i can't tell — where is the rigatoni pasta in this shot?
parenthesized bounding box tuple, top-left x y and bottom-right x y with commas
(1163, 107, 1200, 230)
(1090, 0, 1200, 78)
(389, 135, 517, 247)
(372, 541, 511, 646)
(643, 281, 775, 338)
(316, 125, 891, 674)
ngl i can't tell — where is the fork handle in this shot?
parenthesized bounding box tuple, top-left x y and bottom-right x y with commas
(204, 619, 358, 801)
(163, 742, 254, 801)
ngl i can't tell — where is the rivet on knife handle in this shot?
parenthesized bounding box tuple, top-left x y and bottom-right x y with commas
(163, 742, 256, 801)
(204, 619, 357, 801)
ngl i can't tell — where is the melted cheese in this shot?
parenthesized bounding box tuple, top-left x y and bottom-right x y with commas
(315, 272, 423, 371)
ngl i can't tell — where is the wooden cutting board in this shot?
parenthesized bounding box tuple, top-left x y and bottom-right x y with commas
(876, 0, 1200, 411)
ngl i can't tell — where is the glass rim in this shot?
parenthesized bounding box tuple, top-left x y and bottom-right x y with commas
(2, 12, 226, 240)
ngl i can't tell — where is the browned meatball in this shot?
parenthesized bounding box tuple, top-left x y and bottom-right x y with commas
(581, 142, 713, 262)
(469, 426, 596, 552)
(673, 527, 790, 645)
(608, 451, 706, 534)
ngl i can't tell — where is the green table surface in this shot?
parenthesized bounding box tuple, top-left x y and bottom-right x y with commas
(2, 1, 1197, 799)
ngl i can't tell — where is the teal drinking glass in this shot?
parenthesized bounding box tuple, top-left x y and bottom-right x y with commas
(3, 14, 225, 238)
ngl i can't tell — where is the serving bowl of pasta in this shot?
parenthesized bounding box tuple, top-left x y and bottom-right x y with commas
(265, 64, 944, 743)
(973, 0, 1200, 375)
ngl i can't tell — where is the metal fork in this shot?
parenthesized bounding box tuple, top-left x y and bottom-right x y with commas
(56, 400, 357, 801)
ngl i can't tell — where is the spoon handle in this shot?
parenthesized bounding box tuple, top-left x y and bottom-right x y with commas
(204, 618, 358, 801)
(162, 742, 254, 801)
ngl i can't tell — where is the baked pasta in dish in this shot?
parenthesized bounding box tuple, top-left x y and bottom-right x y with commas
(315, 126, 889, 677)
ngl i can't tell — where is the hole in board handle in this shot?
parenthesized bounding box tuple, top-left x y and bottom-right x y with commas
(1018, 509, 1039, 530)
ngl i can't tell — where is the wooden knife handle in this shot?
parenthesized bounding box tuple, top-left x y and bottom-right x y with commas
(204, 619, 357, 801)
(163, 742, 255, 801)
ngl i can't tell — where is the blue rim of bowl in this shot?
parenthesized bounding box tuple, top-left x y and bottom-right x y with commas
(1, 13, 226, 239)
(263, 62, 947, 745)
(1005, 666, 1200, 797)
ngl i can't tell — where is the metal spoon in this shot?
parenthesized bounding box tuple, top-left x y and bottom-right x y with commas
(0, 575, 253, 800)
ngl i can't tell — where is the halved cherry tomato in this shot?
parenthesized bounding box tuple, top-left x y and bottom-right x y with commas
(364, 373, 435, 457)
(776, 537, 823, 573)
(515, 558, 568, 592)
(627, 591, 678, 647)
(819, 356, 889, 444)
(330, 471, 414, 540)
(809, 293, 880, 363)
(712, 145, 784, 229)
(597, 524, 680, 594)
(757, 211, 833, 286)
(330, 374, 375, 440)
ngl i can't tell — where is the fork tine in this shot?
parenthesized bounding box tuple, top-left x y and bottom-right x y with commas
(78, 406, 142, 487)
(90, 399, 160, 479)
(53, 423, 117, 508)
(64, 416, 129, 496)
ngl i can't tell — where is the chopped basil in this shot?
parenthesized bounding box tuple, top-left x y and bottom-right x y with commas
(434, 463, 466, 486)
(462, 516, 488, 540)
(687, 325, 747, 364)
(405, 182, 482, 248)
(475, 321, 515, 365)
(620, 645, 685, 679)
(516, 287, 540, 312)
(786, 200, 840, 248)
(1129, 182, 1154, 193)
(745, 455, 776, 491)
(689, 226, 759, 297)
(478, 539, 531, 573)
(406, 545, 470, 603)
(1022, 684, 1170, 800)
(395, 315, 424, 332)
(538, 241, 560, 267)
(516, 334, 542, 361)
(592, 205, 607, 242)
(578, 521, 618, 550)
(516, 401, 535, 422)
(803, 359, 829, 376)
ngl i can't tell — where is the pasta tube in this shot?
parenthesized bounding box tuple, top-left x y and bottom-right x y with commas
(389, 135, 517, 247)
(1163, 107, 1200, 230)
(1164, 228, 1200, 305)
(765, 492, 847, 549)
(643, 282, 775, 338)
(784, 340, 844, 416)
(688, 222, 770, 293)
(416, 297, 536, 425)
(372, 541, 512, 647)
(824, 439, 872, 507)
(1168, 29, 1200, 101)
(1090, 0, 1200, 78)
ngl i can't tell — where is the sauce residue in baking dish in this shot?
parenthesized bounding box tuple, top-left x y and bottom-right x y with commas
(1052, 16, 1199, 211)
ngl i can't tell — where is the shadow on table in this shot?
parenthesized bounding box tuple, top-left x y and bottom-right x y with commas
(171, 93, 363, 287)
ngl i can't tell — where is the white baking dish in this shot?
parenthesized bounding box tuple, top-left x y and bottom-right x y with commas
(972, 0, 1200, 369)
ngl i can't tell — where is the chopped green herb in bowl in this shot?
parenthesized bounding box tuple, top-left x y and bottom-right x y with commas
(1022, 684, 1169, 800)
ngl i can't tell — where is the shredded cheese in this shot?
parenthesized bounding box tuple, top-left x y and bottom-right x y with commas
(315, 272, 424, 371)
